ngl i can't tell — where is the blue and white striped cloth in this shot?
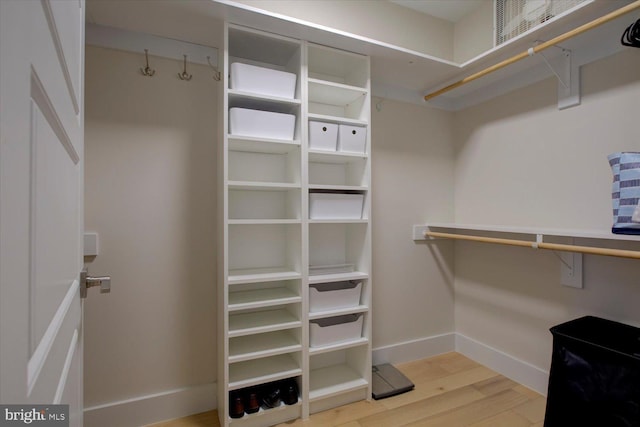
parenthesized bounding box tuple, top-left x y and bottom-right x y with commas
(608, 152, 640, 234)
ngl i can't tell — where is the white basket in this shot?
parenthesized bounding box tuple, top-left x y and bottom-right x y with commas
(338, 124, 366, 154)
(229, 108, 295, 140)
(310, 313, 364, 347)
(309, 121, 338, 151)
(309, 281, 362, 312)
(309, 192, 364, 220)
(230, 62, 297, 99)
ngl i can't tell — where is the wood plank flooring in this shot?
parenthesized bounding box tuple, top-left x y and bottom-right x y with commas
(147, 352, 546, 427)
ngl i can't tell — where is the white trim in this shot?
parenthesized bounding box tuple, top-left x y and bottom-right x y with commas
(27, 279, 78, 395)
(455, 333, 549, 396)
(53, 328, 78, 404)
(83, 383, 216, 427)
(85, 24, 219, 67)
(372, 332, 455, 366)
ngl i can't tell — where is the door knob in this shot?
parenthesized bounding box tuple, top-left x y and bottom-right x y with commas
(81, 268, 111, 298)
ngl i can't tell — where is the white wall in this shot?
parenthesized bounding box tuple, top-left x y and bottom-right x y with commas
(84, 46, 218, 424)
(454, 0, 494, 64)
(232, 0, 455, 61)
(453, 49, 640, 381)
(371, 99, 456, 358)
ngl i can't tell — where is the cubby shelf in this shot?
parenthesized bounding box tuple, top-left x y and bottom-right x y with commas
(308, 78, 367, 107)
(229, 309, 301, 338)
(308, 364, 368, 401)
(228, 181, 300, 190)
(308, 150, 367, 163)
(228, 88, 302, 106)
(221, 25, 370, 426)
(229, 330, 302, 363)
(228, 136, 301, 154)
(308, 113, 367, 127)
(229, 288, 301, 311)
(308, 271, 369, 285)
(308, 338, 369, 356)
(308, 305, 369, 320)
(229, 354, 302, 390)
(308, 184, 367, 191)
(228, 268, 302, 285)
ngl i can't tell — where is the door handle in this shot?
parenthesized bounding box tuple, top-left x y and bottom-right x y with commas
(81, 268, 111, 298)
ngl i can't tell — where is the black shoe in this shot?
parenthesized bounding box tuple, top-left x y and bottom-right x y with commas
(281, 380, 299, 405)
(229, 391, 244, 418)
(261, 386, 281, 409)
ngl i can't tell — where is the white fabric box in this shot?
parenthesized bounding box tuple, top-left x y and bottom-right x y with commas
(309, 281, 362, 312)
(338, 124, 367, 154)
(230, 62, 297, 99)
(310, 313, 364, 347)
(309, 121, 338, 151)
(309, 192, 364, 219)
(229, 107, 295, 140)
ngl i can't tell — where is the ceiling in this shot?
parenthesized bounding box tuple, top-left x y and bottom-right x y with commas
(390, 0, 485, 23)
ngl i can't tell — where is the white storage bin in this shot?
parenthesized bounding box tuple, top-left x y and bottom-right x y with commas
(310, 313, 364, 347)
(309, 192, 364, 220)
(309, 281, 362, 312)
(309, 121, 338, 152)
(229, 108, 296, 140)
(338, 124, 367, 154)
(230, 62, 297, 99)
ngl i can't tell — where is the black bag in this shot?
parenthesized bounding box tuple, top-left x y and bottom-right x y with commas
(544, 316, 640, 427)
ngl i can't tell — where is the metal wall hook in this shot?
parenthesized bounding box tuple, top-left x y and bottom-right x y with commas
(207, 56, 221, 81)
(178, 54, 192, 81)
(140, 49, 155, 77)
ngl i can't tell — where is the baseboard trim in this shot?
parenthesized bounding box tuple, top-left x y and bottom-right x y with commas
(83, 383, 216, 427)
(455, 334, 549, 396)
(372, 332, 456, 365)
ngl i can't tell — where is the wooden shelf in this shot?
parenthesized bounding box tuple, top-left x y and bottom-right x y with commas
(229, 309, 300, 338)
(228, 268, 302, 285)
(229, 287, 301, 311)
(229, 330, 301, 363)
(416, 223, 640, 242)
(309, 305, 368, 320)
(308, 364, 368, 401)
(229, 354, 302, 390)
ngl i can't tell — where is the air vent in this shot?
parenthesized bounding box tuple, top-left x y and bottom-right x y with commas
(496, 0, 588, 46)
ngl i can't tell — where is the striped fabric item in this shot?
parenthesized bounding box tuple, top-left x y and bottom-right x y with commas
(609, 152, 640, 234)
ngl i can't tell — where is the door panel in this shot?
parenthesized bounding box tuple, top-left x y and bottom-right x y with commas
(0, 0, 85, 423)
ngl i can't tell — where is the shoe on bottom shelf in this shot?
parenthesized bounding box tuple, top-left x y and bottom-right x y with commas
(229, 391, 244, 419)
(244, 389, 260, 414)
(261, 386, 281, 409)
(281, 380, 299, 405)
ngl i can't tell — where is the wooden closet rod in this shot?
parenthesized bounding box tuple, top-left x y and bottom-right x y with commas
(424, 0, 640, 101)
(425, 231, 640, 260)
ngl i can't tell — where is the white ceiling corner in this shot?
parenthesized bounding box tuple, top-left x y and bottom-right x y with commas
(390, 0, 485, 23)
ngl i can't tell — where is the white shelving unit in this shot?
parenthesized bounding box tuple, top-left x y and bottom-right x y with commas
(219, 24, 372, 426)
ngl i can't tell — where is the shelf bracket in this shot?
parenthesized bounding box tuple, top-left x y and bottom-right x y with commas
(535, 48, 580, 110)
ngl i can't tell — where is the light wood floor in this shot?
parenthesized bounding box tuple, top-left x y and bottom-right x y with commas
(148, 352, 546, 427)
